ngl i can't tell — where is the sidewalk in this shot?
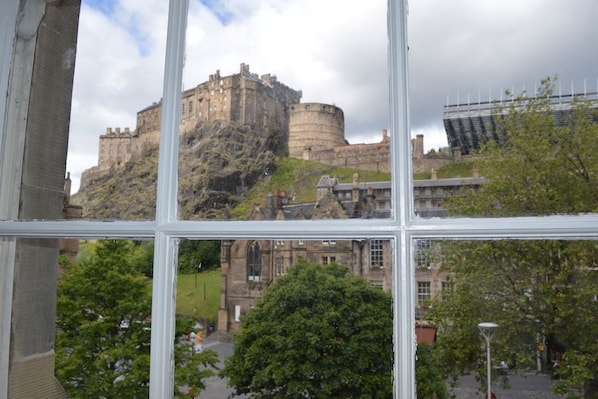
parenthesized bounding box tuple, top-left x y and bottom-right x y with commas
(451, 373, 565, 399)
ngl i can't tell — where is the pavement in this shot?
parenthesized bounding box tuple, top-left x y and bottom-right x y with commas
(197, 337, 565, 399)
(197, 338, 245, 399)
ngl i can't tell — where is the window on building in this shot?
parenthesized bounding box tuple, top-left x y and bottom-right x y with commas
(415, 239, 431, 269)
(417, 281, 431, 306)
(440, 280, 454, 301)
(275, 256, 285, 276)
(247, 241, 261, 282)
(371, 239, 384, 268)
(322, 256, 336, 265)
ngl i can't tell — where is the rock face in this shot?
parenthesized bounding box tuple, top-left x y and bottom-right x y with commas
(73, 121, 283, 220)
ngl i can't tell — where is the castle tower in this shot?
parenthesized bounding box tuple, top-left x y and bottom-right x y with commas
(288, 103, 345, 159)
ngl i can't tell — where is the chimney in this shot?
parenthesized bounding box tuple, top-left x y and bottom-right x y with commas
(452, 146, 462, 162)
(352, 173, 361, 203)
(64, 172, 71, 205)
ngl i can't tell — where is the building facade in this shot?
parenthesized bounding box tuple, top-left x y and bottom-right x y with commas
(217, 171, 486, 333)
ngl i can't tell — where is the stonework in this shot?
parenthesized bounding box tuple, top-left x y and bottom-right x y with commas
(83, 64, 458, 188)
(94, 63, 302, 172)
(217, 172, 485, 334)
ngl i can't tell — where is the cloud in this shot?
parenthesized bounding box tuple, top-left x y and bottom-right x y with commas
(67, 0, 598, 193)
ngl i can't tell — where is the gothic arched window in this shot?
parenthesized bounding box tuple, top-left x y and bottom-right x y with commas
(247, 241, 261, 282)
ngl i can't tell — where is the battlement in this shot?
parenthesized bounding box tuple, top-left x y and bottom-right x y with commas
(101, 127, 135, 137)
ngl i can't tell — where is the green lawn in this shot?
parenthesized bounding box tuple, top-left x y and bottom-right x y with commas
(175, 270, 221, 322)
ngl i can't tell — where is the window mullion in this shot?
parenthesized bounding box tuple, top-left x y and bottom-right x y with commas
(149, 1, 188, 398)
(388, 0, 416, 397)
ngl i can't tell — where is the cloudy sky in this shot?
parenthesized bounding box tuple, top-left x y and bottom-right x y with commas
(67, 0, 598, 192)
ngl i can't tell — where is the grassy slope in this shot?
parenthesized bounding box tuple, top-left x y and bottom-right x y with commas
(176, 160, 474, 321)
(230, 157, 392, 219)
(175, 271, 221, 321)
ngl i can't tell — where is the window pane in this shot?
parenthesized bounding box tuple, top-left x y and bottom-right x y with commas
(178, 1, 389, 220)
(66, 2, 169, 221)
(55, 239, 155, 396)
(193, 236, 395, 397)
(414, 239, 598, 399)
(409, 1, 598, 218)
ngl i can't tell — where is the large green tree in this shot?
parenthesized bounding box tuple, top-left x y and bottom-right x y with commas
(432, 78, 598, 398)
(56, 240, 218, 398)
(221, 260, 394, 398)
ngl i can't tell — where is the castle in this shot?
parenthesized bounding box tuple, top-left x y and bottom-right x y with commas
(80, 63, 454, 189)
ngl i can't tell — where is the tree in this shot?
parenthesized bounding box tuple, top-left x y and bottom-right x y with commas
(178, 239, 221, 273)
(432, 78, 598, 398)
(56, 240, 218, 398)
(416, 344, 449, 399)
(221, 260, 393, 398)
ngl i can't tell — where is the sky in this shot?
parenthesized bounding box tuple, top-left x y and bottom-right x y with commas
(67, 0, 598, 193)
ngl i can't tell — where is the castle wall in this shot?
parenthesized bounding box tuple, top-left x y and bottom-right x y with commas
(92, 64, 302, 175)
(288, 103, 345, 158)
(98, 127, 135, 170)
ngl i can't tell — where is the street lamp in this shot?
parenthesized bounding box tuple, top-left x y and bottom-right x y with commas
(478, 322, 499, 399)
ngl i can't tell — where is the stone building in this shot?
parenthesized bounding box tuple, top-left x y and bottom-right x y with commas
(94, 63, 302, 172)
(0, 1, 80, 397)
(217, 171, 486, 333)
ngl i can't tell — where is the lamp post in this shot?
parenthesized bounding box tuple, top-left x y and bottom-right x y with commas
(478, 322, 499, 399)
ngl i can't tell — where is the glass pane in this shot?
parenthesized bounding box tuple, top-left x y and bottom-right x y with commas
(409, 1, 598, 218)
(180, 237, 394, 397)
(66, 2, 169, 221)
(414, 239, 598, 399)
(178, 1, 389, 220)
(55, 239, 155, 396)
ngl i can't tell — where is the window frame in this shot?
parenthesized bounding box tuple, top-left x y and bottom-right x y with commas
(1, 1, 598, 398)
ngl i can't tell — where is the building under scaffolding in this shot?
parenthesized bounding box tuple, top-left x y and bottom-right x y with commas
(443, 91, 598, 155)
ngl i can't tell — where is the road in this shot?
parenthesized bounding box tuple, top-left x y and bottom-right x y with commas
(197, 337, 565, 399)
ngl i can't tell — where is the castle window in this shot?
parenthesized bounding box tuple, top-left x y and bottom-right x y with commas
(247, 241, 261, 282)
(188, 101, 192, 114)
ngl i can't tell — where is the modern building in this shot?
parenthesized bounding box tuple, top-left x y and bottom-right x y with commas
(443, 92, 598, 155)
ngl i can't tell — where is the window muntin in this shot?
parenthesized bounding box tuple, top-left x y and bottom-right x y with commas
(417, 281, 431, 306)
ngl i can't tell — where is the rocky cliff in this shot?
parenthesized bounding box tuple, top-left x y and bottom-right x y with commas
(72, 121, 284, 220)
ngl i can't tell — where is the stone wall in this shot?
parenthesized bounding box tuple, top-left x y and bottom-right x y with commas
(97, 63, 302, 171)
(288, 103, 345, 158)
(5, 1, 81, 397)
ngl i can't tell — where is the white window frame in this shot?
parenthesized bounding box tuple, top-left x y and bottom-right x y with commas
(1, 1, 598, 398)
